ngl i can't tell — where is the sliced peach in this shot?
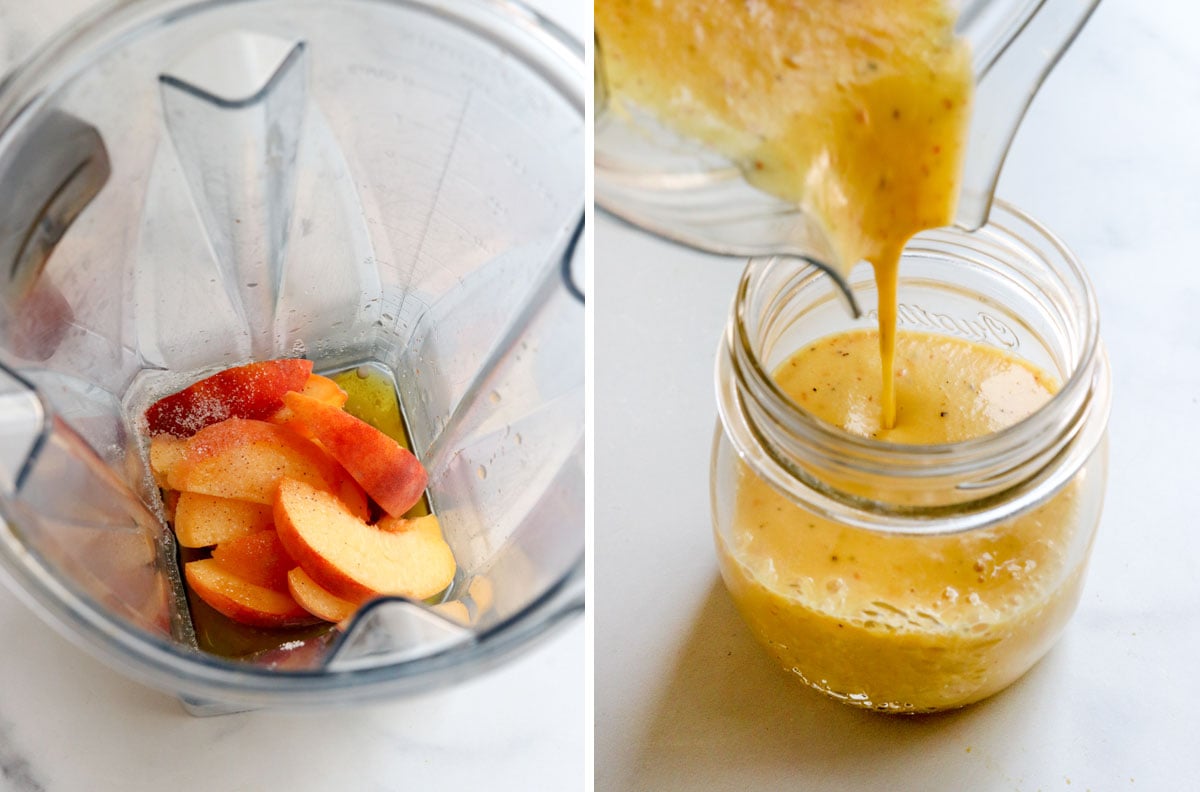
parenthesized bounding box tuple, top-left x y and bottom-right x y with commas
(145, 358, 313, 437)
(211, 530, 293, 591)
(168, 418, 366, 511)
(333, 476, 372, 523)
(282, 392, 428, 517)
(149, 434, 187, 488)
(298, 372, 349, 406)
(268, 373, 348, 425)
(274, 478, 455, 603)
(377, 513, 440, 534)
(287, 567, 356, 623)
(432, 600, 470, 625)
(173, 492, 274, 548)
(468, 575, 494, 617)
(162, 489, 180, 523)
(184, 559, 317, 628)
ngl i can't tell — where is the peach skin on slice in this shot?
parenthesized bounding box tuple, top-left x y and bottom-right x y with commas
(211, 530, 294, 591)
(274, 478, 455, 603)
(282, 392, 428, 517)
(287, 567, 356, 623)
(145, 358, 313, 437)
(168, 418, 370, 518)
(185, 559, 318, 628)
(173, 492, 274, 548)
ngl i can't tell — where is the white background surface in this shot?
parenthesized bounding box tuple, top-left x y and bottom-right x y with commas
(597, 1, 1200, 790)
(0, 1, 585, 790)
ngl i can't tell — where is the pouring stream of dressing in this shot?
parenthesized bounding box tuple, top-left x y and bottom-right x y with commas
(595, 0, 973, 428)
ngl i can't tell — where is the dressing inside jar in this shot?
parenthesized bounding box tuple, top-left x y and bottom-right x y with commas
(711, 207, 1109, 712)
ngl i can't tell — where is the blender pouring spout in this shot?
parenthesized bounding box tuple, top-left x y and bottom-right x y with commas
(594, 0, 1103, 318)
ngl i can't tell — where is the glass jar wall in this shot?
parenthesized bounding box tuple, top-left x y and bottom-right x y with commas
(711, 203, 1110, 712)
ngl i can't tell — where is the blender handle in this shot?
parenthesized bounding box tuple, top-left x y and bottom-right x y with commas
(0, 363, 47, 494)
(0, 109, 109, 294)
(955, 0, 1102, 230)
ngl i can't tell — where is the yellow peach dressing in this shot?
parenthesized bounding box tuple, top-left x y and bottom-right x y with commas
(595, 0, 972, 427)
(716, 330, 1088, 711)
(599, 0, 1084, 710)
(333, 366, 428, 517)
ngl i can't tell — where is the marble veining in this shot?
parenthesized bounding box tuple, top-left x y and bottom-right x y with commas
(0, 715, 45, 792)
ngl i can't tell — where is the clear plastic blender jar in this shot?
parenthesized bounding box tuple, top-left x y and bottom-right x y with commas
(595, 0, 1101, 284)
(0, 0, 583, 712)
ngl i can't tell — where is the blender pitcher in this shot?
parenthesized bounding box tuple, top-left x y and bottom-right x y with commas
(0, 0, 583, 712)
(594, 0, 1101, 295)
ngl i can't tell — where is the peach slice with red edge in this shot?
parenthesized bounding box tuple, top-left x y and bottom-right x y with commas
(268, 373, 348, 425)
(281, 391, 428, 517)
(274, 478, 455, 604)
(184, 559, 317, 628)
(167, 418, 369, 519)
(287, 567, 356, 623)
(145, 358, 313, 438)
(173, 492, 274, 548)
(210, 530, 294, 592)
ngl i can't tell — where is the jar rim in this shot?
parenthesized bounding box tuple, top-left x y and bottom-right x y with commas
(717, 200, 1111, 533)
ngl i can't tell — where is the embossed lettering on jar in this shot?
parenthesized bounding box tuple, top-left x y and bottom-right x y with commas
(710, 204, 1110, 713)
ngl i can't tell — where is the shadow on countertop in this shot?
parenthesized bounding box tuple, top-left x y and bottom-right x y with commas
(628, 577, 1065, 792)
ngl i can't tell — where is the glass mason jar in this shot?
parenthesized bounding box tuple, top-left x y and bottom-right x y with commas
(711, 202, 1110, 713)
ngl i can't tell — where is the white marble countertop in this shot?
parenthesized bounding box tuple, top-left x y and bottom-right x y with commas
(597, 0, 1200, 790)
(0, 1, 585, 790)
